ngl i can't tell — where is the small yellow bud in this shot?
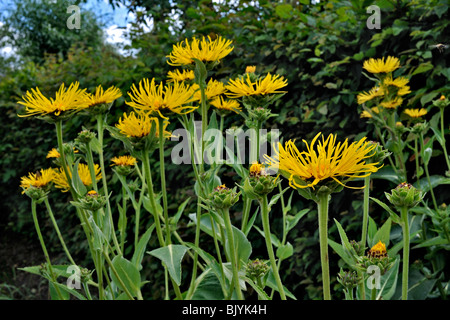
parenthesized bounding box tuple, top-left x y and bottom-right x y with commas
(245, 66, 256, 73)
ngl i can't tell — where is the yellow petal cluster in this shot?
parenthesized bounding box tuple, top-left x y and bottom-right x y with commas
(265, 133, 380, 190)
(225, 73, 288, 99)
(85, 85, 122, 107)
(166, 35, 233, 66)
(403, 108, 427, 118)
(18, 82, 88, 117)
(126, 78, 197, 118)
(20, 168, 55, 193)
(53, 164, 101, 192)
(363, 56, 400, 74)
(110, 155, 137, 167)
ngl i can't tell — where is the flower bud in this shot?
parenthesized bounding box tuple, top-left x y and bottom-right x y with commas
(337, 268, 362, 290)
(357, 241, 395, 275)
(207, 184, 240, 210)
(243, 163, 279, 199)
(385, 182, 425, 209)
(76, 129, 97, 145)
(245, 259, 270, 282)
(366, 141, 391, 165)
(70, 190, 106, 211)
(432, 95, 449, 109)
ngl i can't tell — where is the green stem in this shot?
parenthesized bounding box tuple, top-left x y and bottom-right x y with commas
(31, 200, 64, 300)
(222, 207, 244, 300)
(96, 114, 122, 255)
(400, 206, 410, 300)
(414, 137, 421, 184)
(55, 121, 74, 196)
(260, 195, 286, 300)
(43, 198, 76, 266)
(361, 176, 370, 249)
(371, 287, 377, 300)
(419, 133, 439, 211)
(120, 185, 127, 253)
(141, 150, 165, 246)
(240, 197, 252, 233)
(440, 108, 450, 172)
(158, 118, 171, 245)
(317, 192, 331, 300)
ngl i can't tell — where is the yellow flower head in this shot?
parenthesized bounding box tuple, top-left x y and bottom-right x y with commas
(246, 66, 256, 74)
(265, 133, 381, 190)
(20, 168, 55, 193)
(110, 155, 137, 167)
(249, 162, 264, 177)
(367, 241, 387, 258)
(85, 85, 122, 108)
(225, 73, 288, 99)
(53, 163, 101, 192)
(167, 69, 195, 82)
(360, 107, 380, 118)
(403, 108, 427, 118)
(210, 96, 241, 114)
(383, 75, 409, 88)
(115, 112, 171, 139)
(126, 78, 197, 118)
(363, 56, 400, 74)
(357, 86, 384, 105)
(47, 148, 61, 159)
(380, 97, 403, 109)
(18, 82, 89, 118)
(192, 79, 227, 102)
(166, 35, 234, 66)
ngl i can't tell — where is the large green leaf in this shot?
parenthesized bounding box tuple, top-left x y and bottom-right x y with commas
(148, 244, 189, 286)
(224, 226, 252, 267)
(109, 256, 141, 298)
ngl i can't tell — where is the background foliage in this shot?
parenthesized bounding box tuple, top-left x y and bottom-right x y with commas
(0, 0, 449, 300)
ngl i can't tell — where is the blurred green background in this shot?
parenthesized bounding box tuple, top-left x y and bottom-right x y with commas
(0, 0, 449, 300)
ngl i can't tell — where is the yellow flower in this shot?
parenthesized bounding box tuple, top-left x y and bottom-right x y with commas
(383, 75, 409, 88)
(111, 155, 137, 167)
(126, 78, 197, 118)
(192, 79, 227, 102)
(363, 56, 400, 74)
(397, 85, 411, 96)
(264, 133, 380, 190)
(210, 96, 241, 114)
(53, 163, 101, 192)
(367, 241, 387, 258)
(166, 35, 233, 66)
(47, 148, 61, 159)
(167, 69, 195, 82)
(246, 66, 256, 73)
(115, 112, 171, 138)
(18, 82, 89, 118)
(46, 147, 78, 158)
(20, 168, 55, 193)
(380, 97, 403, 109)
(225, 73, 288, 99)
(357, 86, 384, 104)
(403, 108, 427, 118)
(85, 85, 122, 108)
(249, 162, 264, 176)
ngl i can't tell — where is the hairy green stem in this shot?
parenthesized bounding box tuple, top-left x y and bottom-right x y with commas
(317, 192, 331, 300)
(260, 195, 286, 300)
(400, 206, 410, 300)
(222, 207, 244, 300)
(158, 118, 171, 245)
(31, 200, 64, 300)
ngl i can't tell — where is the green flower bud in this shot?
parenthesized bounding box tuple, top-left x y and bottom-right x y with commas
(24, 185, 49, 203)
(410, 121, 429, 135)
(432, 95, 449, 109)
(356, 241, 395, 275)
(76, 129, 97, 145)
(337, 268, 363, 290)
(246, 259, 270, 282)
(385, 182, 425, 209)
(70, 190, 107, 211)
(243, 162, 279, 200)
(207, 185, 240, 210)
(366, 141, 391, 165)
